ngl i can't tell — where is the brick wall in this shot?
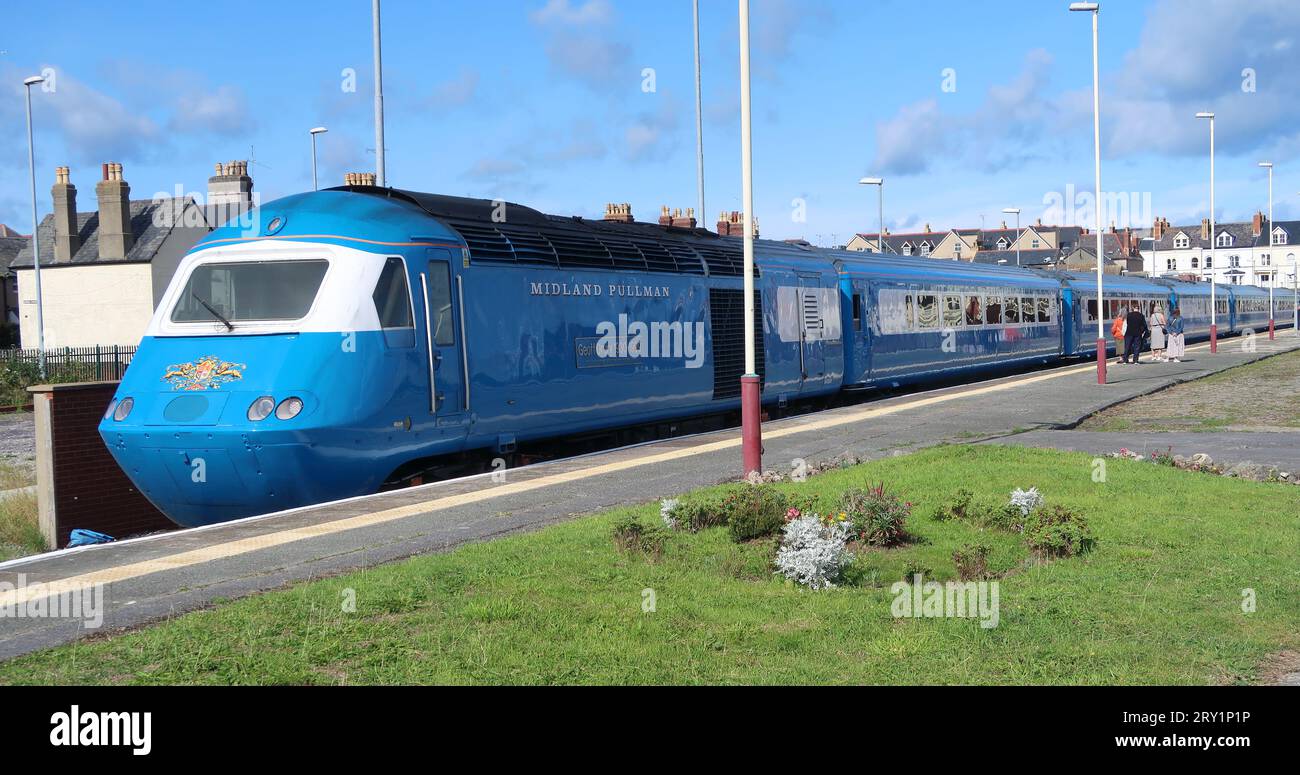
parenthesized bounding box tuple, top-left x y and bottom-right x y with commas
(29, 381, 171, 548)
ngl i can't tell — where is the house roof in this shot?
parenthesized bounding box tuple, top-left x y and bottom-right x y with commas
(0, 237, 26, 278)
(9, 197, 210, 269)
(971, 248, 1061, 266)
(854, 230, 946, 254)
(1150, 220, 1273, 251)
(0, 224, 26, 238)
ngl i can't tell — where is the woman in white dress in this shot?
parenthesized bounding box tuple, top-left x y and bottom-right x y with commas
(1166, 307, 1185, 362)
(1149, 305, 1167, 361)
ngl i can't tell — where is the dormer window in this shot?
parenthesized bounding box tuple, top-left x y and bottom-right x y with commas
(919, 241, 932, 256)
(1216, 232, 1233, 248)
(902, 242, 913, 256)
(1174, 233, 1190, 249)
(1273, 227, 1288, 245)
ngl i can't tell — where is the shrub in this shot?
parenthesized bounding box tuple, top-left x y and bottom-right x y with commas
(722, 484, 790, 542)
(952, 542, 991, 581)
(1009, 487, 1044, 516)
(661, 494, 730, 533)
(774, 515, 852, 589)
(1023, 505, 1096, 559)
(612, 514, 668, 560)
(932, 488, 975, 522)
(1150, 447, 1176, 467)
(837, 483, 910, 546)
(901, 559, 932, 583)
(933, 490, 1028, 533)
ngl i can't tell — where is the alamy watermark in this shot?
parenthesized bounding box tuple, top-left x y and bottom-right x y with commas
(0, 574, 104, 629)
(891, 574, 1000, 629)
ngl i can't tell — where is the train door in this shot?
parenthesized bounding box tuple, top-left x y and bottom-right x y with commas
(797, 274, 827, 386)
(420, 249, 471, 435)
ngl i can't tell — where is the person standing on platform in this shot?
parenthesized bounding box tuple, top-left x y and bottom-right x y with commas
(1112, 306, 1128, 365)
(1149, 305, 1168, 362)
(1122, 305, 1148, 364)
(1166, 306, 1186, 362)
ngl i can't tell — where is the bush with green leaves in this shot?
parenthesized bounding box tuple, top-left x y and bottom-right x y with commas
(932, 489, 1027, 533)
(952, 542, 991, 581)
(721, 483, 790, 542)
(660, 493, 730, 533)
(774, 515, 852, 590)
(611, 514, 669, 560)
(836, 483, 910, 546)
(1023, 505, 1096, 559)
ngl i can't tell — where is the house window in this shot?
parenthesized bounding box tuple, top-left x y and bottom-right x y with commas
(1205, 255, 1213, 268)
(1273, 228, 1288, 245)
(1031, 239, 1040, 248)
(1230, 255, 1241, 268)
(997, 238, 1009, 250)
(1217, 233, 1233, 247)
(1261, 254, 1271, 266)
(1191, 256, 1199, 269)
(1174, 234, 1189, 249)
(1165, 257, 1176, 271)
(902, 243, 913, 256)
(920, 241, 932, 256)
(954, 243, 963, 258)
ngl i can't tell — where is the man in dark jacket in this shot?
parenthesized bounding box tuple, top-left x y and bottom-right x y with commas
(1122, 306, 1148, 364)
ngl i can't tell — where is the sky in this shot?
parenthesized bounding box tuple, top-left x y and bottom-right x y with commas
(3, 0, 1300, 245)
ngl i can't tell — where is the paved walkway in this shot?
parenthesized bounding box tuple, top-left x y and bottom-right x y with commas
(1, 332, 1297, 660)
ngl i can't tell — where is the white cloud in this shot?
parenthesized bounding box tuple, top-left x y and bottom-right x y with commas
(170, 85, 253, 136)
(427, 69, 480, 110)
(530, 0, 613, 26)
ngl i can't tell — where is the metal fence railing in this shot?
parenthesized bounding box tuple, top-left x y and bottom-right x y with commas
(0, 345, 139, 384)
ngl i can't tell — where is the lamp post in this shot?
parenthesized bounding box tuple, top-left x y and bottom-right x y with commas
(309, 127, 328, 191)
(1003, 207, 1021, 266)
(1197, 111, 1217, 352)
(693, 0, 706, 222)
(738, 0, 761, 476)
(859, 177, 884, 253)
(372, 0, 386, 187)
(23, 75, 46, 379)
(1259, 161, 1273, 338)
(1070, 2, 1105, 383)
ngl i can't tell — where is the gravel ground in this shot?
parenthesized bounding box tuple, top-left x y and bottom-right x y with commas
(1081, 349, 1300, 432)
(0, 412, 36, 488)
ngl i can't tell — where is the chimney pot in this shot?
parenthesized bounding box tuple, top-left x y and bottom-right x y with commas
(51, 165, 81, 262)
(95, 161, 134, 259)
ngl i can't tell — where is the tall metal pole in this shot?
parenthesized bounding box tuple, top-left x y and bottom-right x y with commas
(1261, 162, 1274, 338)
(1198, 112, 1217, 352)
(310, 126, 327, 192)
(693, 0, 705, 222)
(24, 76, 46, 379)
(878, 184, 884, 253)
(372, 0, 386, 187)
(738, 0, 761, 476)
(1071, 3, 1104, 383)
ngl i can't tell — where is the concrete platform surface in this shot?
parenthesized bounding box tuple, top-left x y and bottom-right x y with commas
(1, 333, 1297, 660)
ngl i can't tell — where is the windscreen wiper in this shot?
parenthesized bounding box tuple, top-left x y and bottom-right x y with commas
(192, 292, 234, 331)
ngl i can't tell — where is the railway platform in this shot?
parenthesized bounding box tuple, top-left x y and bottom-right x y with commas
(2, 332, 1298, 659)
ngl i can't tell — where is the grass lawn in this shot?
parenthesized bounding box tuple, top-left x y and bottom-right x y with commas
(0, 491, 42, 563)
(1083, 348, 1300, 432)
(1, 444, 1297, 685)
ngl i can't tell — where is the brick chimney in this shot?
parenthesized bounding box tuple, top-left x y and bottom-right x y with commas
(603, 203, 633, 223)
(344, 172, 378, 186)
(51, 166, 80, 262)
(1200, 218, 1211, 240)
(670, 207, 697, 229)
(206, 161, 254, 227)
(1152, 216, 1166, 240)
(716, 211, 755, 237)
(96, 162, 134, 260)
(1252, 210, 1266, 237)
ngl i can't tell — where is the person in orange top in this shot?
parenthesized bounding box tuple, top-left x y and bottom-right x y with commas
(1111, 306, 1128, 365)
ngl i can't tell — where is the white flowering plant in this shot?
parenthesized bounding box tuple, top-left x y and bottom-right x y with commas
(659, 498, 680, 530)
(774, 514, 853, 590)
(1009, 487, 1044, 517)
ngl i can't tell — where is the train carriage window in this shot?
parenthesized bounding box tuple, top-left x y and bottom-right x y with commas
(1085, 298, 1098, 323)
(965, 295, 983, 325)
(1036, 296, 1051, 323)
(943, 295, 963, 327)
(852, 293, 863, 331)
(425, 260, 455, 346)
(1003, 296, 1020, 324)
(878, 290, 909, 334)
(905, 294, 916, 331)
(985, 296, 1002, 325)
(373, 257, 416, 347)
(1020, 297, 1034, 325)
(917, 294, 939, 328)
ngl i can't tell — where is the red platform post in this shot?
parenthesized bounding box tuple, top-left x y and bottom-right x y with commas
(1096, 338, 1107, 384)
(741, 375, 762, 475)
(1210, 324, 1218, 353)
(1269, 317, 1275, 340)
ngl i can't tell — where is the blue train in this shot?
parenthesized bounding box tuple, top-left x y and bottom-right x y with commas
(99, 187, 1295, 527)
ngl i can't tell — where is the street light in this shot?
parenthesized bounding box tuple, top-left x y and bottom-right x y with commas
(1197, 111, 1217, 352)
(23, 75, 46, 379)
(1259, 161, 1274, 339)
(372, 0, 386, 187)
(693, 0, 705, 222)
(1070, 1, 1105, 384)
(738, 0, 761, 476)
(859, 177, 884, 254)
(309, 127, 328, 191)
(1003, 207, 1021, 266)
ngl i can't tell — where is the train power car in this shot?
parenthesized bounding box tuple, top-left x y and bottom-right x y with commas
(99, 187, 1292, 527)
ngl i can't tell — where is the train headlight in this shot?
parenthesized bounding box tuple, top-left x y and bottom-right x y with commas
(104, 400, 118, 420)
(112, 397, 133, 422)
(247, 396, 276, 422)
(275, 397, 304, 420)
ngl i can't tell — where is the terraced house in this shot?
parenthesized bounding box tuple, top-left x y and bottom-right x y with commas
(1142, 213, 1299, 288)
